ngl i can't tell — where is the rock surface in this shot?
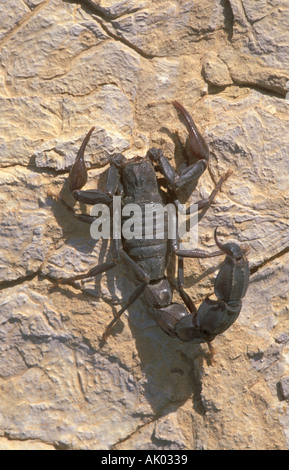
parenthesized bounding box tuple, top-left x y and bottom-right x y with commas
(0, 0, 288, 450)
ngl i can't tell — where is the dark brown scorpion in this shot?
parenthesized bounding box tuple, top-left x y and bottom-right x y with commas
(52, 101, 250, 360)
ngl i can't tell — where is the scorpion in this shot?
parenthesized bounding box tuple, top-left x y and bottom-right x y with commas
(52, 101, 250, 360)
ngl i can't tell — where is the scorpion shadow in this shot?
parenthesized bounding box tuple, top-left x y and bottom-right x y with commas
(119, 289, 208, 415)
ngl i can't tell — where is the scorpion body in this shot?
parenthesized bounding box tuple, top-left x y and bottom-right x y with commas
(53, 102, 250, 357)
(121, 156, 168, 281)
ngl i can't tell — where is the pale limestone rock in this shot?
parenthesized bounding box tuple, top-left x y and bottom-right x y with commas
(0, 0, 30, 42)
(220, 49, 288, 95)
(84, 0, 148, 19)
(229, 0, 289, 69)
(0, 0, 288, 451)
(0, 437, 55, 450)
(0, 166, 59, 281)
(202, 52, 233, 87)
(34, 122, 131, 171)
(0, 285, 143, 449)
(97, 0, 227, 57)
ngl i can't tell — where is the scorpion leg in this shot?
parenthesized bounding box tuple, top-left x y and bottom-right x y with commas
(102, 280, 149, 342)
(175, 243, 224, 361)
(52, 225, 148, 331)
(185, 168, 232, 214)
(177, 256, 197, 320)
(57, 195, 101, 224)
(50, 238, 119, 286)
(174, 248, 223, 258)
(102, 247, 151, 341)
(53, 261, 117, 285)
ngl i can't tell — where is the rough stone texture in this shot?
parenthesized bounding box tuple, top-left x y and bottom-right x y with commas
(0, 0, 288, 450)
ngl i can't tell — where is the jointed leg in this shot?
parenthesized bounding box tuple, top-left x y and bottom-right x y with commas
(57, 194, 99, 224)
(54, 261, 117, 285)
(207, 341, 216, 365)
(177, 255, 198, 327)
(102, 280, 148, 341)
(177, 255, 216, 364)
(50, 237, 120, 286)
(174, 237, 226, 327)
(174, 240, 225, 293)
(185, 168, 232, 214)
(101, 247, 151, 341)
(174, 248, 223, 258)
